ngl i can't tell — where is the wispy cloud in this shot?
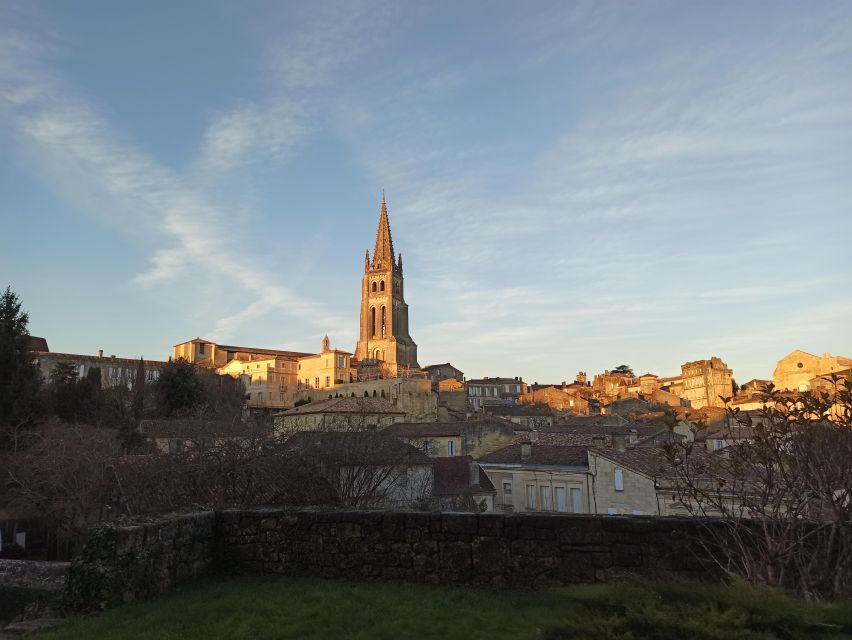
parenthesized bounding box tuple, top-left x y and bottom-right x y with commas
(0, 29, 332, 341)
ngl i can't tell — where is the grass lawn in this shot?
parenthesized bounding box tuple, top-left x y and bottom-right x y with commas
(34, 576, 852, 640)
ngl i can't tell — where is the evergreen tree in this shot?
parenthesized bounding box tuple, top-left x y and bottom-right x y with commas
(156, 358, 203, 416)
(612, 364, 635, 377)
(0, 286, 43, 449)
(48, 360, 81, 421)
(132, 357, 145, 420)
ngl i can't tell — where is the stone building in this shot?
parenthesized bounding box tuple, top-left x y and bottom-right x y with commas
(680, 357, 733, 409)
(35, 349, 165, 389)
(466, 378, 503, 411)
(591, 371, 635, 402)
(297, 377, 437, 423)
(273, 396, 405, 434)
(296, 336, 353, 391)
(519, 386, 589, 415)
(173, 338, 310, 369)
(382, 417, 515, 459)
(218, 355, 299, 410)
(479, 444, 591, 513)
(353, 196, 419, 377)
(421, 363, 464, 388)
(772, 349, 852, 392)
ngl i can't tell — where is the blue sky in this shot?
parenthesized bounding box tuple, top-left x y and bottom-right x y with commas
(1, 1, 850, 383)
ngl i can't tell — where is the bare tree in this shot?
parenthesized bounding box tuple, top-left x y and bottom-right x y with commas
(662, 380, 852, 599)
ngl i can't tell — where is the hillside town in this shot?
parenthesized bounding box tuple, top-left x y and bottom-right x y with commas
(10, 200, 851, 531)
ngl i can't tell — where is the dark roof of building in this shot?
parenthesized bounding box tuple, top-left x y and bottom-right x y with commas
(556, 415, 627, 428)
(285, 431, 431, 466)
(174, 338, 312, 359)
(422, 363, 458, 371)
(589, 446, 674, 479)
(383, 421, 467, 437)
(139, 418, 266, 440)
(479, 444, 589, 467)
(484, 404, 553, 417)
(26, 336, 49, 352)
(277, 396, 405, 416)
(36, 352, 167, 366)
(432, 456, 495, 495)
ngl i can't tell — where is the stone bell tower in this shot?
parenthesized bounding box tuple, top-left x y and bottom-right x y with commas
(354, 195, 419, 376)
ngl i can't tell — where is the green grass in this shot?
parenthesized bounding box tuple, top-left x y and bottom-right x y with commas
(34, 576, 852, 640)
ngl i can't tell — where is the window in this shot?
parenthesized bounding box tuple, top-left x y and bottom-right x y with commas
(526, 485, 537, 509)
(380, 280, 385, 291)
(540, 486, 552, 511)
(371, 282, 377, 292)
(338, 355, 345, 368)
(370, 307, 376, 337)
(571, 488, 582, 513)
(315, 377, 319, 388)
(555, 486, 567, 512)
(381, 306, 386, 337)
(714, 439, 724, 451)
(325, 376, 330, 387)
(198, 343, 205, 354)
(447, 440, 456, 456)
(503, 481, 512, 497)
(305, 378, 309, 388)
(614, 468, 624, 491)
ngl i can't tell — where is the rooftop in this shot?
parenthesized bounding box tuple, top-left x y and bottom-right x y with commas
(479, 444, 589, 467)
(277, 396, 406, 416)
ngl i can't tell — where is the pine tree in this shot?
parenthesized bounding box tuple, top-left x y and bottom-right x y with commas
(0, 286, 43, 450)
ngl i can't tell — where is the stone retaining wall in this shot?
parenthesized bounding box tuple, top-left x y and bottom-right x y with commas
(65, 509, 714, 613)
(63, 511, 216, 613)
(0, 560, 69, 623)
(216, 509, 706, 587)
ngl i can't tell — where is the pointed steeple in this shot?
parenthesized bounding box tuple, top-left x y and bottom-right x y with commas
(372, 192, 395, 269)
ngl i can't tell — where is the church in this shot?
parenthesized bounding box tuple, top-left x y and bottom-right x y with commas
(354, 195, 419, 378)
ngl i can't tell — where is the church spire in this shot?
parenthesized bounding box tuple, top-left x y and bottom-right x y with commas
(372, 192, 395, 270)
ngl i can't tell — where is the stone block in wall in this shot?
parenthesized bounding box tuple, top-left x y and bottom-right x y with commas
(471, 537, 509, 574)
(441, 513, 479, 535)
(553, 516, 603, 545)
(611, 543, 643, 567)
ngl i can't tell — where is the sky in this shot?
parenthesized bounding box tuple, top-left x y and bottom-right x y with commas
(1, 1, 851, 384)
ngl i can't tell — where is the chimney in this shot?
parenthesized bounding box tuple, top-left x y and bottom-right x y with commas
(469, 460, 481, 488)
(562, 381, 567, 389)
(98, 349, 103, 358)
(627, 429, 639, 446)
(520, 442, 532, 460)
(591, 435, 606, 448)
(612, 433, 626, 452)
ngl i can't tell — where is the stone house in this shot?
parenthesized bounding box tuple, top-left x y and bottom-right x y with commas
(285, 431, 434, 508)
(173, 338, 311, 369)
(382, 418, 516, 459)
(421, 363, 464, 388)
(466, 378, 503, 411)
(295, 336, 353, 391)
(138, 418, 269, 455)
(483, 403, 555, 428)
(218, 355, 299, 410)
(479, 444, 591, 514)
(519, 386, 588, 415)
(273, 396, 405, 434)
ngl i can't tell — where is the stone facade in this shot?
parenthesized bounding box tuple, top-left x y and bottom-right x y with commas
(297, 377, 437, 423)
(680, 357, 733, 409)
(772, 349, 852, 392)
(35, 352, 164, 389)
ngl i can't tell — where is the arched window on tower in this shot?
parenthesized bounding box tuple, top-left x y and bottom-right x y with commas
(371, 282, 377, 293)
(370, 307, 376, 337)
(381, 306, 386, 337)
(380, 280, 385, 292)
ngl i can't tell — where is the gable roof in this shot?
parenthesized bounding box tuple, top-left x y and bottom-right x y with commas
(479, 444, 589, 467)
(432, 456, 495, 495)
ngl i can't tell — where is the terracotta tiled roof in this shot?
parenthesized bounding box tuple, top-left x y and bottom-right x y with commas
(432, 456, 495, 495)
(589, 447, 674, 479)
(484, 404, 553, 417)
(479, 444, 589, 467)
(277, 396, 405, 416)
